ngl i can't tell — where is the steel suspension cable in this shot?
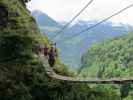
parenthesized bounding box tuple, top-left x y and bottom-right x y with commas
(51, 0, 94, 41)
(56, 2, 133, 44)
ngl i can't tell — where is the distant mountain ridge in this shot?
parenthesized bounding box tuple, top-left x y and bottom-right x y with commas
(32, 10, 133, 69)
(56, 21, 132, 68)
(32, 10, 61, 27)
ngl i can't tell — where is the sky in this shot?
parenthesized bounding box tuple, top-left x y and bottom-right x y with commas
(27, 0, 133, 25)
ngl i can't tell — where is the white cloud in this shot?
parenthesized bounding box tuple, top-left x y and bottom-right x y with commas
(27, 0, 133, 25)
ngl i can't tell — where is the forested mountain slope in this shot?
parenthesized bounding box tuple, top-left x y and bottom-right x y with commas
(0, 0, 121, 100)
(79, 33, 133, 79)
(78, 33, 133, 99)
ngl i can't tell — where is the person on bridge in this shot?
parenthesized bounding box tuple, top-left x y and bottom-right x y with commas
(43, 44, 49, 57)
(48, 46, 57, 67)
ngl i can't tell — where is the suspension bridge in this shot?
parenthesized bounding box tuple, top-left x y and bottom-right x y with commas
(39, 54, 133, 84)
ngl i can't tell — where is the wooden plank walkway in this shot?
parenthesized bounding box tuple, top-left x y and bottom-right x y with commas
(39, 55, 133, 84)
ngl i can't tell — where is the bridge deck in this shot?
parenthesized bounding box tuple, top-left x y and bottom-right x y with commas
(39, 55, 133, 84)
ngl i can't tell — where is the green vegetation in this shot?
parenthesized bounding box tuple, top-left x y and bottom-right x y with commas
(0, 0, 122, 100)
(79, 33, 133, 99)
(79, 33, 133, 79)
